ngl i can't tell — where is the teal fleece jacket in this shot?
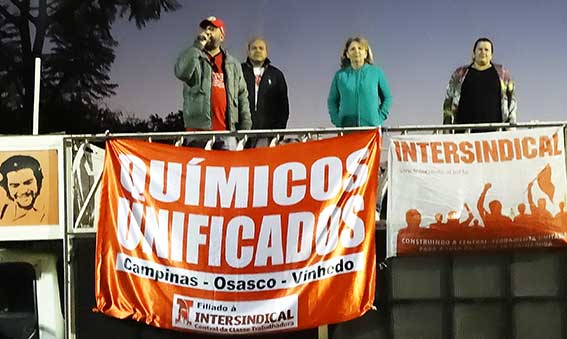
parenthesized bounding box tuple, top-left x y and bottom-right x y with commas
(327, 63, 392, 127)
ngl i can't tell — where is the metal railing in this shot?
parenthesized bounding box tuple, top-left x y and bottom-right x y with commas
(64, 122, 567, 236)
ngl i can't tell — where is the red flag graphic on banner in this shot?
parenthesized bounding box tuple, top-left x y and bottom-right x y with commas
(537, 164, 555, 202)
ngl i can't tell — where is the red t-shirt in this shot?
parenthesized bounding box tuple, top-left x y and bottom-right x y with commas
(208, 52, 227, 130)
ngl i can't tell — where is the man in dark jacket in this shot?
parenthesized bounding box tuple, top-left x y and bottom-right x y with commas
(241, 38, 289, 147)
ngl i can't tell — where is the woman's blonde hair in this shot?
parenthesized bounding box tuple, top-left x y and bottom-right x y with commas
(340, 36, 374, 68)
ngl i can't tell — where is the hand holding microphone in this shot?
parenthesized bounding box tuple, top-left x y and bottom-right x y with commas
(197, 31, 210, 47)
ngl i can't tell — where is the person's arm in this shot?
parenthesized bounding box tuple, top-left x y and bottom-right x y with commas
(504, 68, 517, 123)
(477, 183, 491, 223)
(528, 181, 536, 213)
(377, 70, 392, 121)
(461, 203, 474, 226)
(236, 64, 252, 130)
(327, 72, 341, 127)
(442, 69, 460, 125)
(174, 37, 207, 84)
(276, 70, 289, 129)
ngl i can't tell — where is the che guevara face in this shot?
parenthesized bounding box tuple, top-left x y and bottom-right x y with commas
(6, 168, 39, 209)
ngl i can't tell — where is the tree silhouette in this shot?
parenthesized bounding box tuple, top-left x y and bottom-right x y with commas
(161, 111, 184, 131)
(0, 0, 180, 134)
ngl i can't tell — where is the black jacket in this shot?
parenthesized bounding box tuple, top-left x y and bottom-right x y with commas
(241, 58, 289, 129)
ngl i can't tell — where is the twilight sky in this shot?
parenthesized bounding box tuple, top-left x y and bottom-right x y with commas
(105, 0, 567, 128)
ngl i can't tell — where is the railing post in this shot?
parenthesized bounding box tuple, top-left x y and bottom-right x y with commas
(318, 325, 329, 339)
(33, 57, 41, 135)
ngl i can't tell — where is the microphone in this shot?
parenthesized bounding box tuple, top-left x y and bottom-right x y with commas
(197, 32, 209, 43)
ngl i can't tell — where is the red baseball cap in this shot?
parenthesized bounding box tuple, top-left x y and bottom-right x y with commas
(199, 16, 225, 36)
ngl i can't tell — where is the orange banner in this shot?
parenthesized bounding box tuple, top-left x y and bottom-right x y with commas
(95, 130, 380, 334)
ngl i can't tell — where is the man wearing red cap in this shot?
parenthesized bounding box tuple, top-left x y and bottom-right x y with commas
(175, 16, 251, 149)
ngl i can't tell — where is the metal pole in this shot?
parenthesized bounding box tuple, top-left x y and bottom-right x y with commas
(318, 325, 329, 339)
(33, 57, 41, 135)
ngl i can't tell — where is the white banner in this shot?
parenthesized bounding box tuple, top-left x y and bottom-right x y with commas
(387, 127, 567, 257)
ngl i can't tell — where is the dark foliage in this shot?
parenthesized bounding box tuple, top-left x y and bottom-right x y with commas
(0, 0, 180, 134)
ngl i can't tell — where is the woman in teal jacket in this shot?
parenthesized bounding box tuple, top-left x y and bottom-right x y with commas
(327, 36, 392, 127)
